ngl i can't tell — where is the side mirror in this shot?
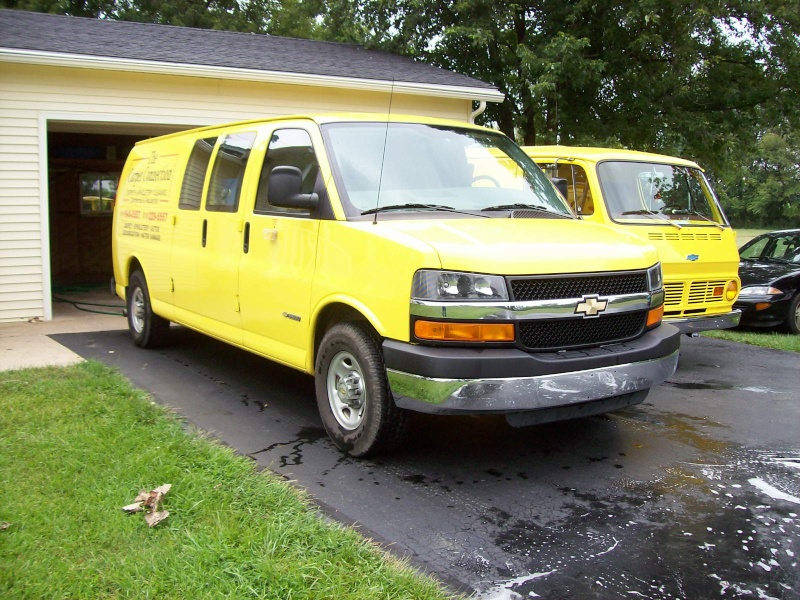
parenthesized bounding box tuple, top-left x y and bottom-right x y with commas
(268, 166, 319, 209)
(551, 177, 568, 200)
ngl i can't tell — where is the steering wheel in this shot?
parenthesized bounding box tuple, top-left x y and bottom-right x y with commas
(472, 175, 500, 187)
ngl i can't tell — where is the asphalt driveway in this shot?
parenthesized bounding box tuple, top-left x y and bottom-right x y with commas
(53, 328, 800, 599)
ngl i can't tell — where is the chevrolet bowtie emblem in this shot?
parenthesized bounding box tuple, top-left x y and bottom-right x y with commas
(575, 295, 608, 317)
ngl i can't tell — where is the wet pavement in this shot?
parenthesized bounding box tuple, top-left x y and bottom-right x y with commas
(53, 328, 800, 599)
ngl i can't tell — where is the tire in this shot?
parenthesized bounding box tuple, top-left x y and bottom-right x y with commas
(315, 322, 409, 457)
(127, 270, 170, 348)
(785, 293, 800, 335)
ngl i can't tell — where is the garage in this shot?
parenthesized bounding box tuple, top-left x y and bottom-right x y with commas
(0, 9, 502, 322)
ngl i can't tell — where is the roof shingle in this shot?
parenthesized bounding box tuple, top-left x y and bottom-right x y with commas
(0, 9, 497, 93)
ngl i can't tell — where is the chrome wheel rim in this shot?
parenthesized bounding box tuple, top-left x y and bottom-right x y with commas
(130, 287, 146, 334)
(794, 301, 800, 331)
(326, 350, 366, 430)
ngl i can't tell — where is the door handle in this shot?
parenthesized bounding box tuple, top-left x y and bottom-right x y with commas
(202, 219, 207, 247)
(243, 222, 250, 254)
(262, 228, 278, 241)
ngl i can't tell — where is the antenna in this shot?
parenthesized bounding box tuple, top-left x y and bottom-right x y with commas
(373, 79, 395, 225)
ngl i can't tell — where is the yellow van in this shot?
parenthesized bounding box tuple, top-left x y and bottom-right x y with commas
(524, 147, 741, 334)
(113, 116, 680, 456)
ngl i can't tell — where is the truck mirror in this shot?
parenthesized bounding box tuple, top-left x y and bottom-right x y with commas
(268, 166, 319, 209)
(551, 177, 568, 200)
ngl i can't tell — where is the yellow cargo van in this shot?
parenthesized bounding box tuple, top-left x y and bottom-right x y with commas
(524, 147, 741, 334)
(113, 116, 680, 456)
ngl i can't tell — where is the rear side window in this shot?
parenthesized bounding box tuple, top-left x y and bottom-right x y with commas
(179, 137, 217, 210)
(255, 129, 319, 215)
(206, 132, 257, 213)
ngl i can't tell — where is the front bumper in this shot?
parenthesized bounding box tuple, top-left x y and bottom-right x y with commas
(666, 309, 741, 334)
(734, 297, 792, 328)
(383, 323, 680, 415)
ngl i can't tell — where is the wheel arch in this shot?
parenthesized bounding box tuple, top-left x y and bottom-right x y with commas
(311, 300, 383, 372)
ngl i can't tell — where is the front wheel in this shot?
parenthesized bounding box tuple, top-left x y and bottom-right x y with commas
(785, 293, 800, 335)
(315, 322, 409, 457)
(127, 270, 170, 348)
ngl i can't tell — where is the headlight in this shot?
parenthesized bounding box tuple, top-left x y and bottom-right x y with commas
(646, 263, 663, 291)
(412, 270, 509, 301)
(738, 285, 782, 298)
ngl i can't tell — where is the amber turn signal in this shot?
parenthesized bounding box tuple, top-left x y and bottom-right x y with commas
(646, 305, 664, 328)
(414, 321, 514, 342)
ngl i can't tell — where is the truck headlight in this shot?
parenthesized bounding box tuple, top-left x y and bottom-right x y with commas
(412, 270, 509, 301)
(646, 263, 663, 291)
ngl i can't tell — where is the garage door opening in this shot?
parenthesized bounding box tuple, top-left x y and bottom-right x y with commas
(46, 121, 188, 285)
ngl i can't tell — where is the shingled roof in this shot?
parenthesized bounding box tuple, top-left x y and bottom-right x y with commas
(0, 9, 502, 101)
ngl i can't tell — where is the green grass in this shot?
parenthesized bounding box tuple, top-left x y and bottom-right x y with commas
(703, 328, 800, 353)
(0, 361, 456, 600)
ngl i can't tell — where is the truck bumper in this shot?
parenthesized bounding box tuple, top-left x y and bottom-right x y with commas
(666, 310, 741, 334)
(383, 324, 680, 416)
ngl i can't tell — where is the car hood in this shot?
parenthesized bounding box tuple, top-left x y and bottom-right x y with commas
(739, 259, 800, 287)
(368, 217, 659, 275)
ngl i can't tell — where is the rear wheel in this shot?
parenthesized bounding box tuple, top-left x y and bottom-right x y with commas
(127, 270, 170, 348)
(315, 322, 409, 457)
(785, 293, 800, 335)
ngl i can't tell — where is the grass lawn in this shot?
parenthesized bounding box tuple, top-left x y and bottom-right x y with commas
(732, 227, 771, 247)
(0, 361, 456, 600)
(703, 328, 800, 353)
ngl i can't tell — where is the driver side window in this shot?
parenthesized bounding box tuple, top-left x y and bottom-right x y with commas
(255, 129, 319, 215)
(740, 236, 769, 260)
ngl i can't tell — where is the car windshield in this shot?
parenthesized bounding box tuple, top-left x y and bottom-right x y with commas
(597, 161, 727, 226)
(321, 122, 573, 218)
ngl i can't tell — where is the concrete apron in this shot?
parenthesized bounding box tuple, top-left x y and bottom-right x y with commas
(0, 290, 127, 372)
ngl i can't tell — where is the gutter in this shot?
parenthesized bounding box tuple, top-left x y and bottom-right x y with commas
(0, 48, 505, 103)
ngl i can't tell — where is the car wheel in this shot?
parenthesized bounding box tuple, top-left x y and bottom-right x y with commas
(315, 322, 409, 457)
(127, 270, 170, 348)
(785, 293, 800, 335)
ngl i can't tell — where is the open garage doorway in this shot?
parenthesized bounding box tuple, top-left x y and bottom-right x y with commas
(46, 121, 189, 295)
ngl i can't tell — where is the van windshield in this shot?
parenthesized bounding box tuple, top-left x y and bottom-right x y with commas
(322, 122, 573, 218)
(597, 161, 727, 226)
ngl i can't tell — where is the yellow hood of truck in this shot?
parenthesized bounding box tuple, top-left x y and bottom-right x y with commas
(369, 217, 658, 275)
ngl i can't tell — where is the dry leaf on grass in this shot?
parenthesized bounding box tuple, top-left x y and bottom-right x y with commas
(0, 522, 9, 531)
(145, 510, 170, 528)
(122, 484, 172, 526)
(121, 502, 144, 514)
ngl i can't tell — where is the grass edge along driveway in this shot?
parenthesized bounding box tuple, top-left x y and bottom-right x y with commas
(0, 361, 457, 600)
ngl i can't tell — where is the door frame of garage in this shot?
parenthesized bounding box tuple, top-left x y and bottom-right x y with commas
(38, 112, 204, 320)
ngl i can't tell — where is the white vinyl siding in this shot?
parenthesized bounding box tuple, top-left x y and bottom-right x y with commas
(0, 62, 473, 321)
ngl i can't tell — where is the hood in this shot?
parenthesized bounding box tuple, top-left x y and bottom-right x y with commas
(366, 217, 659, 275)
(739, 259, 800, 287)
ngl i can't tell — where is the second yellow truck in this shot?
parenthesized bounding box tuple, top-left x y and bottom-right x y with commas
(525, 146, 741, 334)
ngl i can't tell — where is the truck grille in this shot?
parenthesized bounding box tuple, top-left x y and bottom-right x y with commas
(664, 282, 684, 307)
(688, 280, 726, 304)
(509, 273, 648, 302)
(518, 312, 648, 351)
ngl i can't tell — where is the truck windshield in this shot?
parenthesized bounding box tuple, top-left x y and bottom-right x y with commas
(597, 161, 727, 226)
(322, 122, 573, 218)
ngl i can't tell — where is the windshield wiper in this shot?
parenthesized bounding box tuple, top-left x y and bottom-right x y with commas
(362, 203, 462, 216)
(619, 208, 682, 229)
(679, 210, 725, 229)
(481, 203, 569, 218)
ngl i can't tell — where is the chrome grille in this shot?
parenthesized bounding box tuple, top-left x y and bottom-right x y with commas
(518, 312, 647, 351)
(509, 273, 648, 302)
